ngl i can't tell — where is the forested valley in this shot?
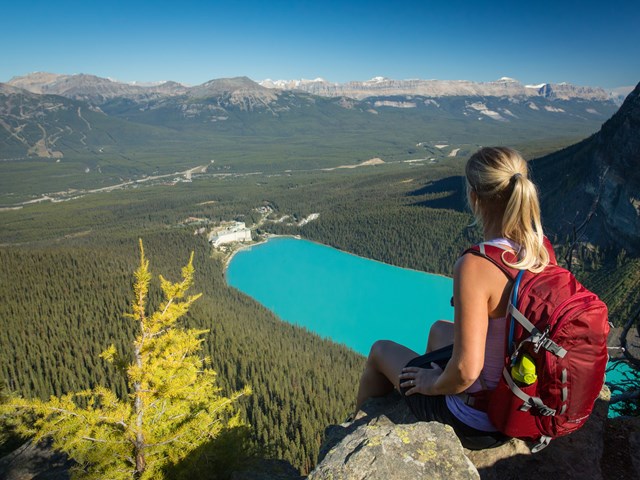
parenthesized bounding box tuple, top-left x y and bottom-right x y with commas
(1, 158, 639, 476)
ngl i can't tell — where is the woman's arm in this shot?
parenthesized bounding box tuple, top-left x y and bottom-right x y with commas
(400, 253, 495, 396)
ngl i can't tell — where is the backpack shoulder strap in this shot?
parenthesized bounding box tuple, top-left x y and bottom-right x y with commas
(463, 242, 520, 280)
(543, 236, 558, 265)
(463, 236, 557, 277)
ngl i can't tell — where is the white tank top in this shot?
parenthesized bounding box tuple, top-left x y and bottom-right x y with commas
(445, 238, 518, 432)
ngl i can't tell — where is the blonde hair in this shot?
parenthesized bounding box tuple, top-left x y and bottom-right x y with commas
(465, 147, 549, 273)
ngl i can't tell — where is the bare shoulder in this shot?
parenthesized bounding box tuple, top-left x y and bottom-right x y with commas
(454, 252, 511, 317)
(454, 252, 494, 278)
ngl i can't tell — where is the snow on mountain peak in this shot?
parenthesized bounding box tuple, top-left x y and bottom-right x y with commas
(259, 77, 330, 89)
(300, 77, 328, 84)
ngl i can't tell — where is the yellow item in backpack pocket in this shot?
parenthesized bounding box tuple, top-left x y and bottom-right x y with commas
(511, 354, 537, 385)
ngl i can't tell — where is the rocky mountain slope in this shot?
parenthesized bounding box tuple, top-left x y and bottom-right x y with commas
(260, 76, 616, 102)
(8, 72, 188, 103)
(0, 83, 176, 161)
(533, 82, 640, 254)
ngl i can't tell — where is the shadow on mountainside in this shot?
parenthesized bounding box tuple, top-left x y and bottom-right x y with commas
(163, 425, 302, 480)
(0, 438, 72, 480)
(408, 175, 467, 212)
(0, 426, 303, 480)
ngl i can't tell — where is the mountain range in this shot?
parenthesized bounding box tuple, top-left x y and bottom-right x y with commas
(6, 72, 631, 104)
(2, 73, 626, 125)
(0, 72, 629, 204)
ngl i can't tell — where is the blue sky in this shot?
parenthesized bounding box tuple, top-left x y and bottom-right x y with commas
(2, 0, 638, 88)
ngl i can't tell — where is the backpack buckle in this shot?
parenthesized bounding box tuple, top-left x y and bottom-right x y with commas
(526, 396, 556, 416)
(531, 325, 568, 358)
(531, 435, 552, 453)
(538, 405, 556, 416)
(532, 326, 551, 354)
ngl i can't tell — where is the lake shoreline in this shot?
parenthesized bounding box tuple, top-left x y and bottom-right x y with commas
(223, 234, 453, 281)
(222, 234, 300, 273)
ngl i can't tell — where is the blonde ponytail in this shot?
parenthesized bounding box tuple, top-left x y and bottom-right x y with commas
(466, 147, 549, 273)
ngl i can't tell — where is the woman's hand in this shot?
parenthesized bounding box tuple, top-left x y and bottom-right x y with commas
(399, 363, 443, 396)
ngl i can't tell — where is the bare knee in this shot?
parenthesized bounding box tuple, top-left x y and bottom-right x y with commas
(357, 340, 399, 411)
(366, 339, 416, 377)
(427, 320, 454, 352)
(367, 340, 395, 368)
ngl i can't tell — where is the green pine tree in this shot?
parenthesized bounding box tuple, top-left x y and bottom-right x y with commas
(2, 240, 250, 479)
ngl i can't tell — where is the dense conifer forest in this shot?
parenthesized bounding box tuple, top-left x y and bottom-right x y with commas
(0, 231, 372, 472)
(1, 160, 638, 475)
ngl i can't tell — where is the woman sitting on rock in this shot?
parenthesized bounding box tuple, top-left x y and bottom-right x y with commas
(355, 146, 551, 450)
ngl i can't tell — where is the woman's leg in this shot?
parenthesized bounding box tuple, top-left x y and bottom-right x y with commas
(355, 340, 419, 413)
(426, 320, 454, 353)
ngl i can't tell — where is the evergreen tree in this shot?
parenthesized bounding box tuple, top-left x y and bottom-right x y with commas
(1, 241, 250, 479)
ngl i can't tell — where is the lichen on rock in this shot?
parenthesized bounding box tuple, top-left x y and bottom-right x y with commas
(312, 387, 614, 480)
(310, 393, 479, 480)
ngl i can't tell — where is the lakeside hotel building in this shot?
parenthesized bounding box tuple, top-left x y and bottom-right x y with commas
(209, 222, 252, 247)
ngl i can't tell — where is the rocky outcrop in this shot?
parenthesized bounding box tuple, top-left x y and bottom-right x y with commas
(310, 413, 479, 480)
(312, 387, 612, 480)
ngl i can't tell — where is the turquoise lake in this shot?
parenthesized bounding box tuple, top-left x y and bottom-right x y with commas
(226, 237, 454, 356)
(226, 236, 635, 416)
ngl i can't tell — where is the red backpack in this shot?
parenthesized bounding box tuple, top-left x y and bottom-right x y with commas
(465, 240, 609, 452)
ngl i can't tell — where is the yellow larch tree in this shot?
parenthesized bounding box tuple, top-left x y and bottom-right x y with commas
(2, 240, 250, 479)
